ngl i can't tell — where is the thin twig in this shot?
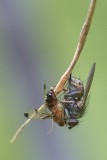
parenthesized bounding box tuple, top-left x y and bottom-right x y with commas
(33, 0, 97, 114)
(10, 0, 97, 143)
(10, 112, 36, 143)
(10, 105, 52, 143)
(54, 0, 96, 95)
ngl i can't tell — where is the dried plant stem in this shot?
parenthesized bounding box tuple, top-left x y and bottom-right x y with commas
(54, 0, 96, 95)
(10, 112, 36, 143)
(10, 104, 51, 143)
(10, 0, 97, 143)
(30, 0, 97, 115)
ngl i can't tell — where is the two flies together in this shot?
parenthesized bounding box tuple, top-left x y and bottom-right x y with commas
(25, 63, 96, 129)
(10, 63, 96, 143)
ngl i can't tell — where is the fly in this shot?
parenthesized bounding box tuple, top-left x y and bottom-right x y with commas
(44, 63, 96, 129)
(10, 0, 97, 143)
(61, 63, 96, 129)
(24, 63, 95, 130)
(10, 64, 96, 143)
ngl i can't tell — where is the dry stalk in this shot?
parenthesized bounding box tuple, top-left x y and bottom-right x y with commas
(10, 0, 97, 143)
(38, 0, 97, 113)
(54, 0, 96, 95)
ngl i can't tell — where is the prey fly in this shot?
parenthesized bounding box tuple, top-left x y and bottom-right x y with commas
(10, 0, 97, 143)
(10, 63, 95, 143)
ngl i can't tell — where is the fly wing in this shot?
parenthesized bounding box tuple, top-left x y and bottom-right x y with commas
(24, 104, 52, 120)
(83, 63, 96, 103)
(10, 103, 51, 143)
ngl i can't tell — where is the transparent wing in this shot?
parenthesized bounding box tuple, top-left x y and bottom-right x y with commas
(83, 63, 96, 103)
(10, 104, 51, 143)
(24, 104, 51, 120)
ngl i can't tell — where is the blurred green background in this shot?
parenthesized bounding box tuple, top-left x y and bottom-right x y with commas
(0, 0, 107, 160)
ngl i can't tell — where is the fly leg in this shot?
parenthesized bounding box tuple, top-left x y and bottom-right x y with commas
(69, 74, 84, 98)
(64, 81, 84, 100)
(64, 107, 79, 129)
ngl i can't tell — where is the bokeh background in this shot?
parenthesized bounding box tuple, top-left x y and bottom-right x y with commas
(0, 0, 106, 160)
